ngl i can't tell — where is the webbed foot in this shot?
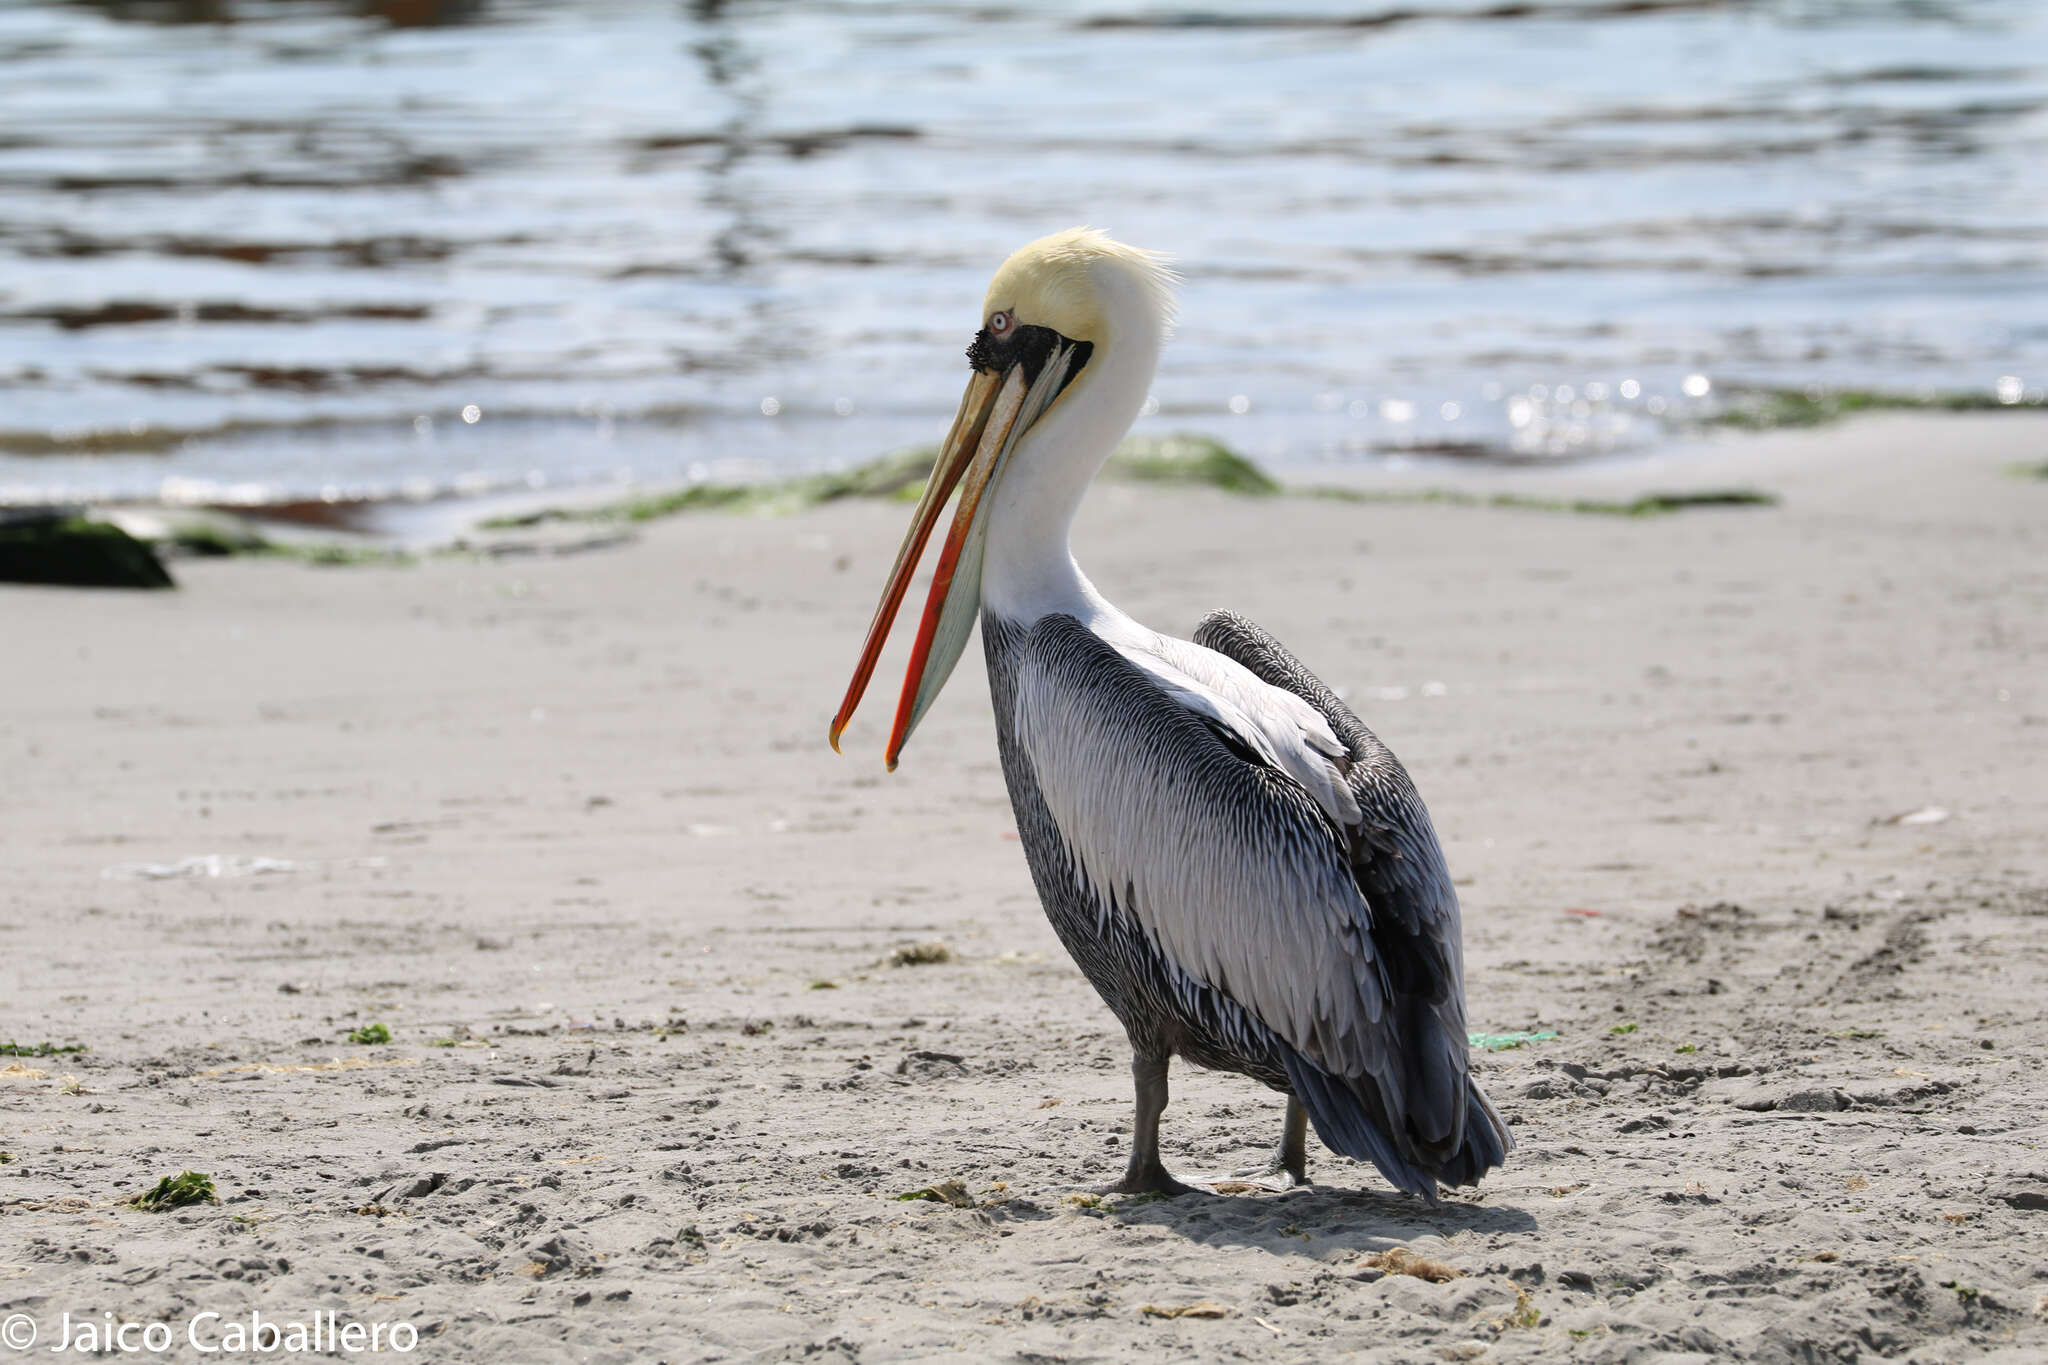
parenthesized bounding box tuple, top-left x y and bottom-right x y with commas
(1091, 1156, 1196, 1197)
(1199, 1097, 1311, 1193)
(1199, 1155, 1309, 1194)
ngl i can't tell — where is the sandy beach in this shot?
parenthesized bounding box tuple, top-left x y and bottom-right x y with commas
(4, 412, 2047, 1363)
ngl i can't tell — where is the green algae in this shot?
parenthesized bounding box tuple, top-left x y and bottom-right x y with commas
(1104, 433, 1279, 494)
(130, 1170, 217, 1212)
(1309, 486, 1776, 517)
(1704, 385, 2040, 431)
(480, 432, 1276, 529)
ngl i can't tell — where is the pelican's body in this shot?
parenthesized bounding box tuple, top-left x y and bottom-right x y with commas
(832, 229, 1510, 1196)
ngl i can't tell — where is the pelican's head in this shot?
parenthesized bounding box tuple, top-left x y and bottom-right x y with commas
(977, 226, 1177, 348)
(829, 228, 1175, 768)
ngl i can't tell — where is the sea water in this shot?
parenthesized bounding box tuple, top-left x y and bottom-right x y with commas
(1, 0, 2042, 511)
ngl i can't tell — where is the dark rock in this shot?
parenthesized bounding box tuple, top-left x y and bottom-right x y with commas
(524, 1233, 596, 1277)
(895, 1050, 969, 1080)
(1999, 1184, 2048, 1211)
(1778, 1088, 1850, 1113)
(1724, 1082, 1848, 1112)
(0, 509, 174, 589)
(372, 1171, 449, 1202)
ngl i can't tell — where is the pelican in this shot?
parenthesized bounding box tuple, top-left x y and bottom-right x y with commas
(830, 228, 1510, 1198)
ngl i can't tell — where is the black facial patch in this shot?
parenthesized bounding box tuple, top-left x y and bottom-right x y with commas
(966, 323, 1093, 398)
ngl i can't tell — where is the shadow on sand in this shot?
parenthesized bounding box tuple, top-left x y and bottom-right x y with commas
(1087, 1182, 1536, 1260)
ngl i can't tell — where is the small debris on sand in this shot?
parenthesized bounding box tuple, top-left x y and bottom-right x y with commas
(1139, 1302, 1230, 1319)
(1360, 1248, 1463, 1283)
(894, 1178, 975, 1208)
(1469, 1030, 1558, 1050)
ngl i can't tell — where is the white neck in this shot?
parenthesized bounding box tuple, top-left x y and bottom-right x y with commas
(978, 269, 1164, 628)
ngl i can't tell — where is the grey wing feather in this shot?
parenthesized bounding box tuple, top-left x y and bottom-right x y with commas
(1194, 609, 1460, 947)
(1193, 609, 1512, 1169)
(1013, 616, 1401, 1093)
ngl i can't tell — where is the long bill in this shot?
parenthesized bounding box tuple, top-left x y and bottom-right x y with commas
(829, 344, 1077, 769)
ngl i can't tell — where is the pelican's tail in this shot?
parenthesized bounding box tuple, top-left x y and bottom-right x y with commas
(1281, 1052, 1513, 1202)
(1432, 1080, 1514, 1188)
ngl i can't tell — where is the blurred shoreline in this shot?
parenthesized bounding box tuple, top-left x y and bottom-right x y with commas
(10, 407, 2037, 573)
(5, 378, 2044, 520)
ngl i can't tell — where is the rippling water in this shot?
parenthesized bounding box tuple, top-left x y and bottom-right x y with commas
(2, 0, 2043, 510)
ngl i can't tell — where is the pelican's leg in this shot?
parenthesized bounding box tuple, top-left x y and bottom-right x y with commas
(1227, 1097, 1311, 1190)
(1096, 1053, 1194, 1197)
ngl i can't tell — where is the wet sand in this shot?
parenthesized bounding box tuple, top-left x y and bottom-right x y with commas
(4, 413, 2047, 1362)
